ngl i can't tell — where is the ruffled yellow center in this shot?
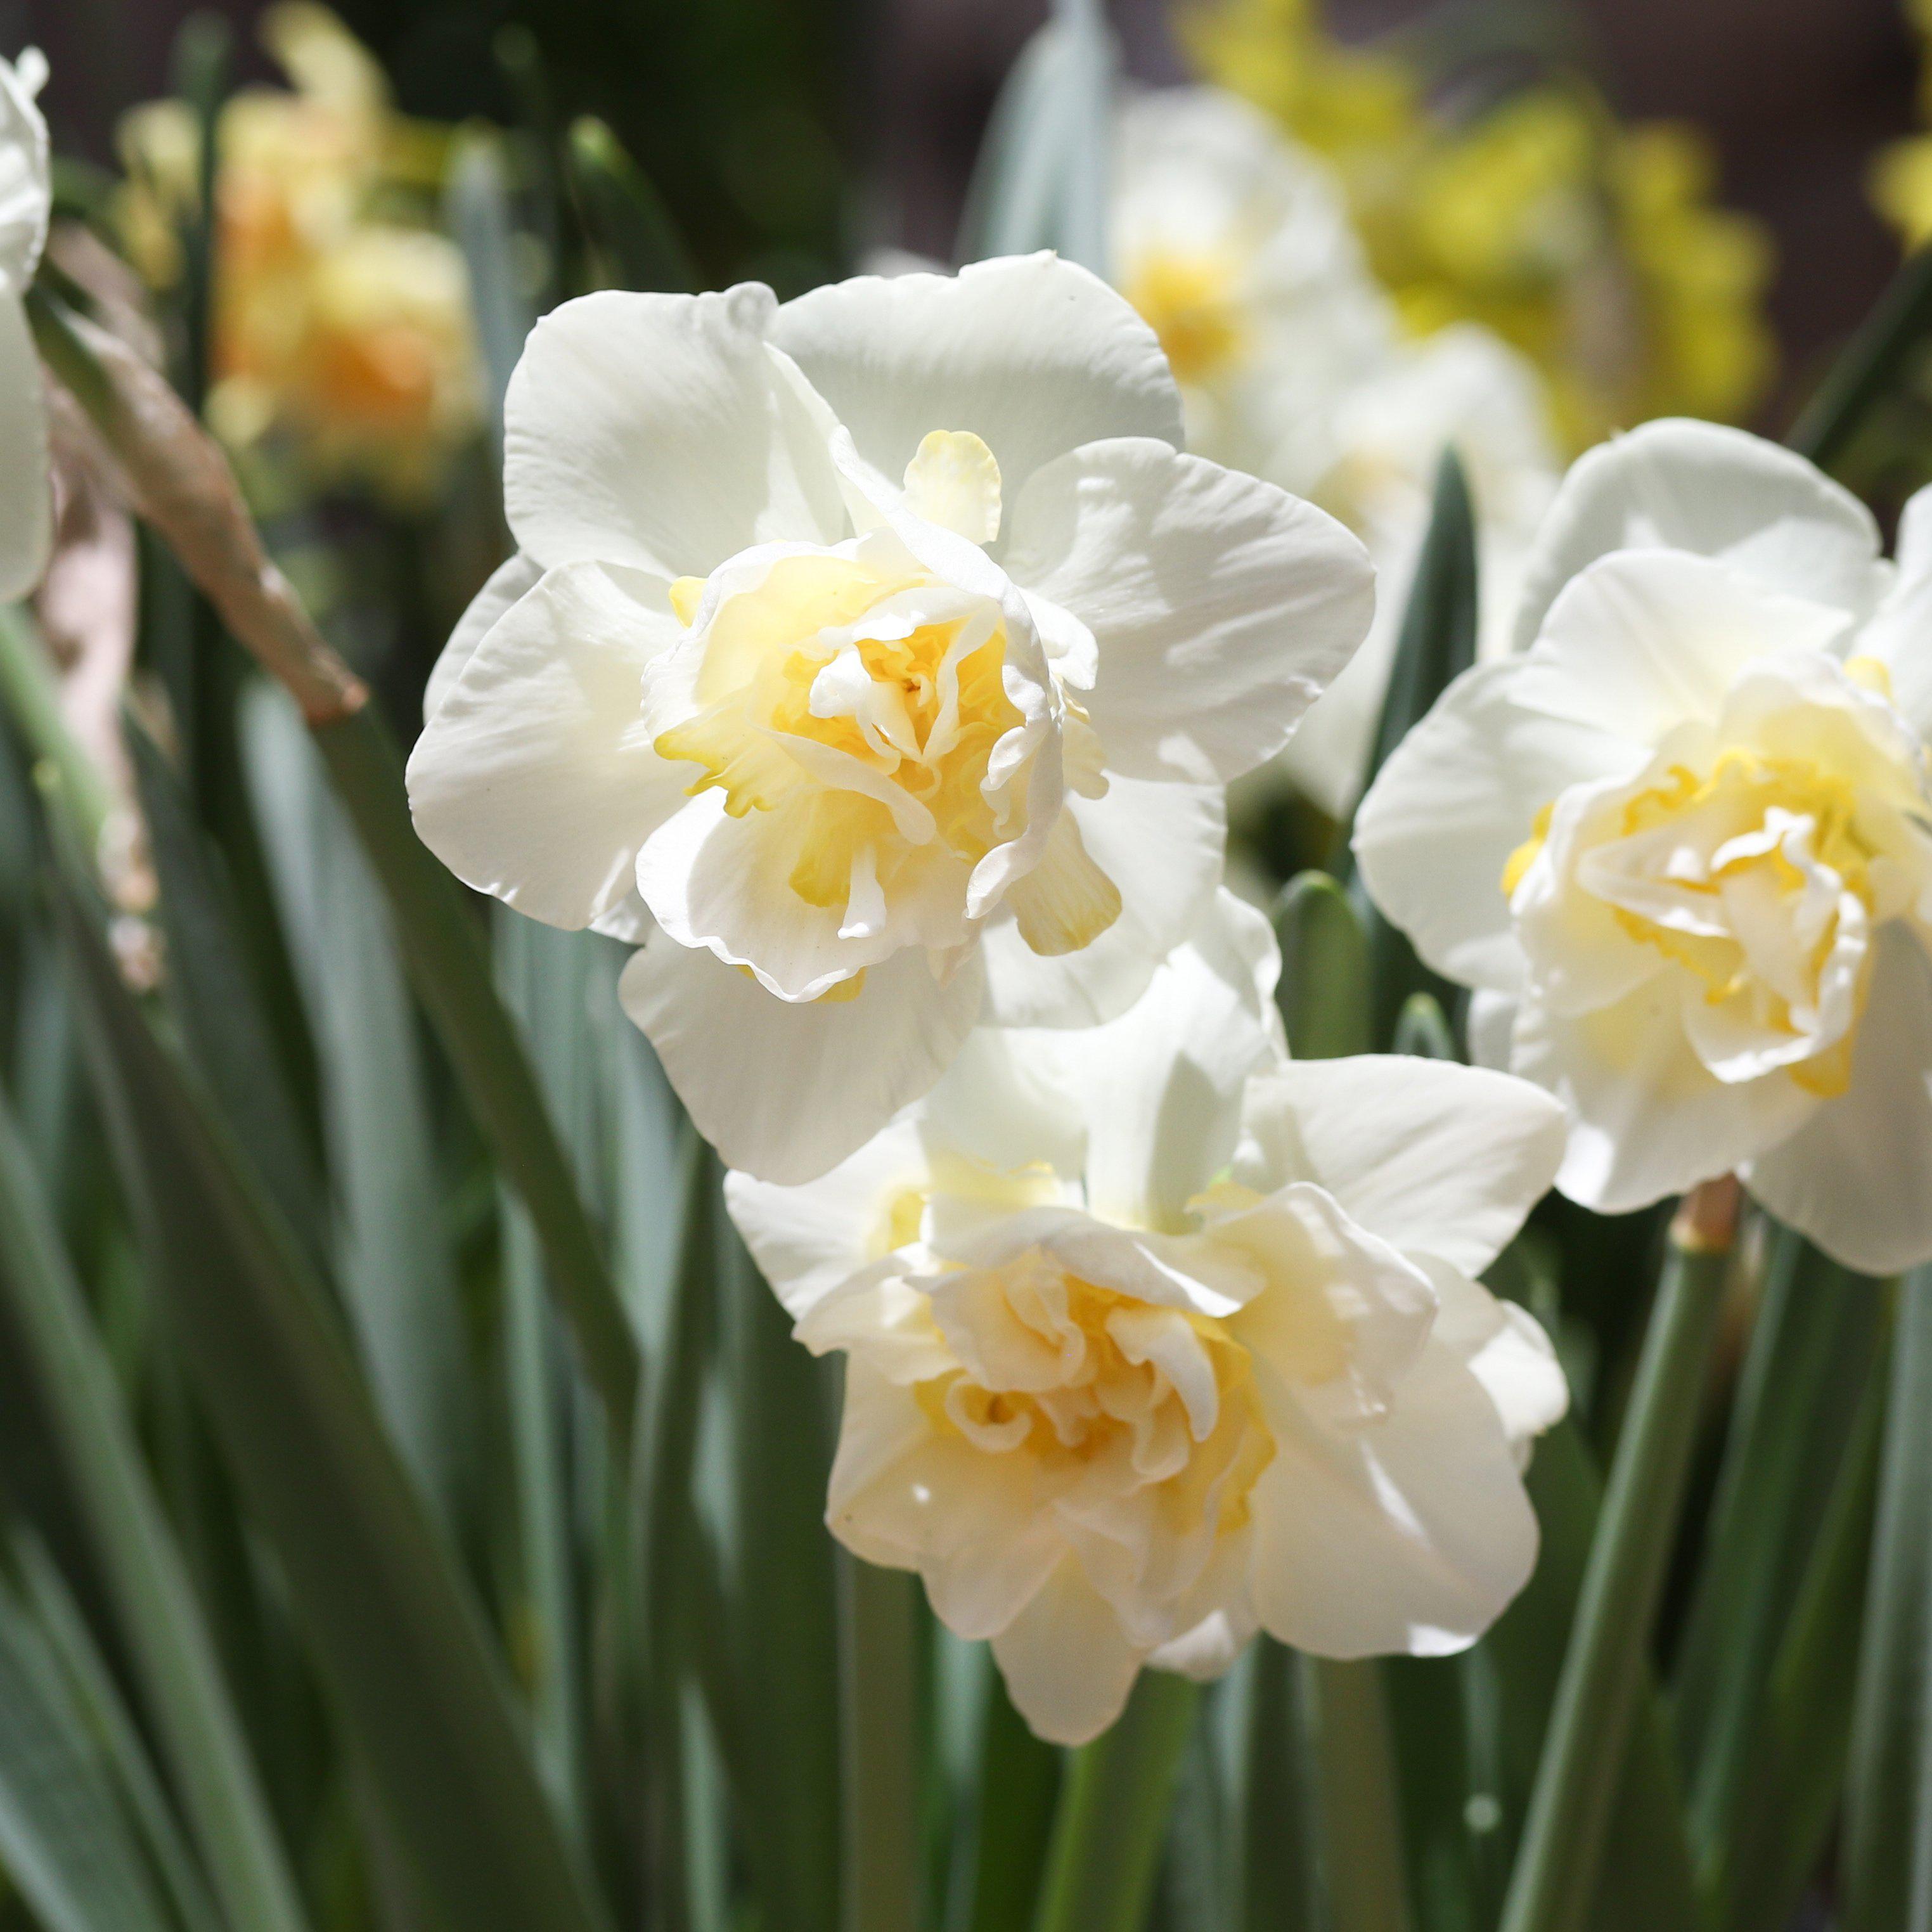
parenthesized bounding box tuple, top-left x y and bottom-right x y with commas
(655, 551, 1026, 917)
(1122, 247, 1247, 385)
(916, 1259, 1274, 1536)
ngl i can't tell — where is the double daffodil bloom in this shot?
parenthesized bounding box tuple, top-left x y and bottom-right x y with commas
(409, 255, 1373, 1182)
(1111, 87, 1558, 818)
(726, 891, 1568, 1742)
(1357, 420, 1932, 1273)
(0, 46, 49, 601)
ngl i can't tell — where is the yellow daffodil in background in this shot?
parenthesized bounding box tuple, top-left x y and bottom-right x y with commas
(1355, 420, 1932, 1275)
(408, 256, 1374, 1183)
(117, 3, 480, 502)
(726, 890, 1568, 1742)
(1187, 0, 1776, 451)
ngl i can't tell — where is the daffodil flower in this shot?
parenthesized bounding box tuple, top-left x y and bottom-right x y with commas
(409, 255, 1373, 1182)
(1357, 418, 1932, 1273)
(1111, 86, 1559, 817)
(0, 47, 51, 602)
(726, 891, 1568, 1742)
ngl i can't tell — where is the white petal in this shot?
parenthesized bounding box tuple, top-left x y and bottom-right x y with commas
(770, 254, 1183, 517)
(1510, 981, 1814, 1216)
(1744, 924, 1932, 1275)
(1510, 418, 1886, 654)
(406, 562, 687, 934)
(0, 293, 49, 601)
(1353, 662, 1639, 994)
(0, 60, 48, 293)
(1246, 1334, 1540, 1658)
(503, 286, 847, 577)
(978, 775, 1225, 1027)
(990, 1558, 1147, 1746)
(424, 551, 542, 722)
(1233, 1058, 1565, 1277)
(1024, 889, 1287, 1229)
(619, 932, 986, 1183)
(1002, 437, 1374, 782)
(721, 1117, 931, 1320)
(1416, 1260, 1568, 1459)
(1526, 550, 1853, 747)
(1860, 481, 1932, 738)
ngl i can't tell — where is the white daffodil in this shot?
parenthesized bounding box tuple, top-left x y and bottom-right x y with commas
(1111, 86, 1560, 818)
(1356, 418, 1932, 1273)
(0, 48, 51, 601)
(409, 254, 1372, 1182)
(726, 889, 1568, 1743)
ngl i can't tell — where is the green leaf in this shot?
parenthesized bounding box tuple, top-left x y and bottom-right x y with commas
(1713, 1342, 1887, 1932)
(1034, 1672, 1198, 1932)
(0, 1076, 310, 1932)
(1391, 992, 1457, 1061)
(1840, 1266, 1932, 1932)
(0, 1577, 175, 1932)
(1498, 1207, 1731, 1932)
(719, 1204, 840, 1932)
(955, 0, 1114, 274)
(1673, 1227, 1881, 1868)
(446, 129, 538, 454)
(1307, 1658, 1412, 1932)
(839, 1557, 923, 1932)
(1229, 1640, 1318, 1932)
(308, 705, 640, 1439)
(946, 1649, 1062, 1932)
(1384, 1655, 1474, 1932)
(1787, 245, 1932, 471)
(1273, 872, 1370, 1060)
(564, 118, 700, 295)
(240, 683, 480, 1538)
(125, 708, 329, 1271)
(0, 607, 114, 858)
(56, 887, 614, 1932)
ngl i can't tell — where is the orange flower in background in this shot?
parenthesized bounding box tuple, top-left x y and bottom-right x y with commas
(117, 4, 480, 503)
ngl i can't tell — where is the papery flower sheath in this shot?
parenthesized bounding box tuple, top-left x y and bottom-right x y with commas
(1356, 418, 1932, 1273)
(0, 46, 51, 601)
(725, 890, 1568, 1742)
(408, 254, 1373, 1181)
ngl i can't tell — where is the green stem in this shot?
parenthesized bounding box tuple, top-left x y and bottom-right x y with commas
(1497, 1181, 1737, 1932)
(1034, 1672, 1199, 1932)
(1787, 245, 1932, 470)
(1309, 1657, 1413, 1932)
(839, 1559, 922, 1932)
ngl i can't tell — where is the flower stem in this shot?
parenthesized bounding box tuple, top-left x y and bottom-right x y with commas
(838, 1557, 922, 1932)
(1497, 1176, 1739, 1932)
(1033, 1671, 1199, 1932)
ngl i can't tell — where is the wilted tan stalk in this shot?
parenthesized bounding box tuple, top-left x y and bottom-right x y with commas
(26, 288, 368, 726)
(1671, 1173, 1744, 1255)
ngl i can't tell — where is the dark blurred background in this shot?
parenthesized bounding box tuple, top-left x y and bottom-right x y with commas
(8, 0, 1918, 425)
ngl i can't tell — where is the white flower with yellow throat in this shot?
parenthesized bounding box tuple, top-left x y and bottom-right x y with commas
(408, 254, 1373, 1182)
(724, 890, 1568, 1742)
(1356, 419, 1932, 1273)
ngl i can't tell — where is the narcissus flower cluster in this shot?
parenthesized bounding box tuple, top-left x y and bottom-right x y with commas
(410, 254, 1374, 1180)
(727, 891, 1568, 1740)
(1358, 420, 1932, 1275)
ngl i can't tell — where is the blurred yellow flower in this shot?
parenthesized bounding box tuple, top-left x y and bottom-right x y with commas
(1187, 0, 1775, 450)
(117, 4, 479, 501)
(1871, 0, 1932, 246)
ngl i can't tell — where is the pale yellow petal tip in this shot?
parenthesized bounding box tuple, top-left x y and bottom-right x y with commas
(728, 961, 866, 1004)
(903, 429, 1002, 546)
(1010, 815, 1123, 958)
(1844, 654, 1894, 700)
(669, 575, 705, 626)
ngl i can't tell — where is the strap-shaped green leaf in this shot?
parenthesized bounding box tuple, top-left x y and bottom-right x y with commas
(56, 886, 614, 1932)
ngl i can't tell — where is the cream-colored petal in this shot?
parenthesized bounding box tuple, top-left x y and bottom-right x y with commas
(1233, 1057, 1564, 1278)
(423, 551, 541, 723)
(1510, 418, 1886, 654)
(990, 1559, 1147, 1746)
(771, 254, 1182, 520)
(0, 292, 49, 601)
(405, 562, 688, 934)
(618, 931, 986, 1184)
(503, 285, 848, 577)
(1743, 924, 1932, 1275)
